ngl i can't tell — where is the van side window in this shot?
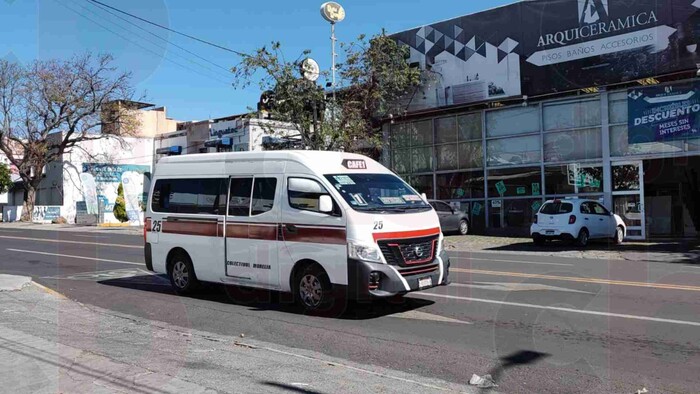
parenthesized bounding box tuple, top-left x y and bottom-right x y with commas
(251, 178, 277, 216)
(151, 178, 227, 214)
(229, 178, 253, 216)
(288, 177, 336, 214)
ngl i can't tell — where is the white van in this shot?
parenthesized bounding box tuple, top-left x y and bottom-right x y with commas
(145, 151, 450, 311)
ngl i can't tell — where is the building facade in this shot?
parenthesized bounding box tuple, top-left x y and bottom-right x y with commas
(384, 0, 700, 239)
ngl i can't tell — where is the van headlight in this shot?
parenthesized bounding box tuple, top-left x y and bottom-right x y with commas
(348, 241, 383, 263)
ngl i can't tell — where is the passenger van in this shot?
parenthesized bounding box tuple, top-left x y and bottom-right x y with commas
(145, 151, 450, 311)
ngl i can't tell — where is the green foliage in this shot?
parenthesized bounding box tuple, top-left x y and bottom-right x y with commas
(0, 164, 11, 195)
(113, 182, 129, 223)
(231, 31, 422, 153)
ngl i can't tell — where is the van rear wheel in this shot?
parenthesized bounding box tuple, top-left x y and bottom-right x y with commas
(168, 252, 198, 295)
(295, 264, 334, 313)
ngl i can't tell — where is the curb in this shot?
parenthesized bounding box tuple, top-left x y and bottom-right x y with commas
(31, 281, 68, 300)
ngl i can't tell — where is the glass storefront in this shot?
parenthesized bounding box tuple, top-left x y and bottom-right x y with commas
(388, 84, 700, 238)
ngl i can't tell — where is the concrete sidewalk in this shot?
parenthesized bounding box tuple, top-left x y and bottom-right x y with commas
(0, 281, 476, 394)
(445, 235, 700, 264)
(0, 221, 142, 235)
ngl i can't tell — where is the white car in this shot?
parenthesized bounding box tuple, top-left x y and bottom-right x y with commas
(530, 199, 626, 247)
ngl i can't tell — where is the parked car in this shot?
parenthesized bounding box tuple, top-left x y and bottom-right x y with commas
(530, 198, 626, 247)
(429, 200, 470, 235)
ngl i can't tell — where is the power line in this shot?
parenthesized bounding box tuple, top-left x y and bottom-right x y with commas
(83, 0, 233, 74)
(55, 0, 234, 86)
(86, 0, 247, 57)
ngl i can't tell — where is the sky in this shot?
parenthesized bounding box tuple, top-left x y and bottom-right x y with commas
(0, 0, 513, 122)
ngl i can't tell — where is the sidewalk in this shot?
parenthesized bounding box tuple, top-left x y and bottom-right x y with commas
(445, 235, 700, 264)
(0, 221, 142, 235)
(0, 280, 476, 394)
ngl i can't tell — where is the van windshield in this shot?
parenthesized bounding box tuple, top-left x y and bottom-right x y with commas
(323, 173, 431, 213)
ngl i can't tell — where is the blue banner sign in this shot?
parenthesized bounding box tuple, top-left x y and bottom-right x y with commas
(628, 82, 700, 143)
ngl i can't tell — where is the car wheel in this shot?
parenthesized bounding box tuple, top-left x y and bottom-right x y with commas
(576, 228, 589, 247)
(168, 252, 198, 295)
(614, 226, 624, 245)
(458, 219, 469, 235)
(295, 264, 334, 313)
(533, 235, 545, 246)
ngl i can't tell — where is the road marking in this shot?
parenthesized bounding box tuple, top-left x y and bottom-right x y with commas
(390, 310, 471, 324)
(0, 235, 140, 249)
(450, 256, 573, 266)
(418, 292, 700, 327)
(451, 268, 700, 292)
(448, 281, 593, 294)
(7, 248, 143, 266)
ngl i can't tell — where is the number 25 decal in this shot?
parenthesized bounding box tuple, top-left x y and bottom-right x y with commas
(151, 220, 162, 232)
(373, 220, 383, 230)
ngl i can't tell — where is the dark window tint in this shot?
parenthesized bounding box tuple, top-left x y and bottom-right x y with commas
(251, 178, 277, 215)
(540, 202, 573, 215)
(151, 178, 227, 214)
(434, 202, 452, 213)
(229, 178, 253, 216)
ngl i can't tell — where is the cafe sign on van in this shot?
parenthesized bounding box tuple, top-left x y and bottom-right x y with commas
(341, 159, 366, 170)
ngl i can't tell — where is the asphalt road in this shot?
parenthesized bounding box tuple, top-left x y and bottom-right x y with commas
(1, 227, 699, 393)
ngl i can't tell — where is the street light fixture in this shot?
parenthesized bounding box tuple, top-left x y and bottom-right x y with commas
(320, 2, 345, 104)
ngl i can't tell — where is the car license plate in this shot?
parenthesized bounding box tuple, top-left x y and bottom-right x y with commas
(545, 230, 555, 235)
(418, 277, 432, 289)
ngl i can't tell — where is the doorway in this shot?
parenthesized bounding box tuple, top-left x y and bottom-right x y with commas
(643, 157, 700, 238)
(611, 161, 645, 240)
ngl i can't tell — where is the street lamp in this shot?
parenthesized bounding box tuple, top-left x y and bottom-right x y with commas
(320, 2, 345, 104)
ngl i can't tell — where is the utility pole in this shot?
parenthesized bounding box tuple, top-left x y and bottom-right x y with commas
(320, 2, 345, 127)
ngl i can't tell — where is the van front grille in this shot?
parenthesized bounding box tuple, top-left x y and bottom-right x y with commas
(377, 235, 438, 267)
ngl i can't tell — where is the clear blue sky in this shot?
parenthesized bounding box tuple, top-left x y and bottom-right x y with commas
(1, 0, 513, 121)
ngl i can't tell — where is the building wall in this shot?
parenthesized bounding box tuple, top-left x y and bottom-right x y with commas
(385, 83, 700, 237)
(135, 107, 180, 138)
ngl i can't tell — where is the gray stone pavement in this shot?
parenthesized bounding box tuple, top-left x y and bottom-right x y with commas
(0, 281, 477, 394)
(445, 235, 700, 264)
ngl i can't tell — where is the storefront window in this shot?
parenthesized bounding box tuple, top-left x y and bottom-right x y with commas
(390, 123, 411, 149)
(435, 116, 457, 144)
(436, 171, 485, 199)
(458, 112, 482, 141)
(488, 198, 542, 235)
(486, 135, 541, 166)
(459, 141, 483, 169)
(436, 144, 459, 170)
(544, 128, 602, 162)
(610, 125, 685, 157)
(486, 105, 540, 137)
(487, 166, 542, 198)
(543, 99, 601, 130)
(412, 146, 433, 172)
(411, 120, 433, 146)
(545, 164, 604, 195)
(613, 164, 640, 191)
(455, 200, 486, 234)
(407, 175, 434, 199)
(608, 91, 627, 124)
(391, 149, 411, 174)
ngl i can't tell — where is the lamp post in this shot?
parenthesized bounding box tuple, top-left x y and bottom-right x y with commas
(320, 2, 345, 104)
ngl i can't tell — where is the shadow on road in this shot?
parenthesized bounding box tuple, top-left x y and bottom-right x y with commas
(483, 240, 700, 264)
(98, 275, 435, 320)
(486, 350, 550, 387)
(260, 381, 325, 394)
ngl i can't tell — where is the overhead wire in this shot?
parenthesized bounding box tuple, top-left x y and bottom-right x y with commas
(83, 0, 233, 75)
(86, 0, 247, 56)
(54, 0, 234, 86)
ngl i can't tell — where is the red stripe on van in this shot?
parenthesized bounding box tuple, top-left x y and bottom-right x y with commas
(372, 227, 440, 241)
(283, 225, 346, 245)
(162, 221, 218, 237)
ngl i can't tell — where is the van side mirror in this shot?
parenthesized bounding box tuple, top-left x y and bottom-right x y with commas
(421, 193, 427, 201)
(319, 195, 333, 213)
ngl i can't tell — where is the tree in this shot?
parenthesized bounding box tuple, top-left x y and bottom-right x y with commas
(231, 32, 421, 152)
(0, 54, 140, 221)
(113, 182, 128, 223)
(0, 163, 11, 195)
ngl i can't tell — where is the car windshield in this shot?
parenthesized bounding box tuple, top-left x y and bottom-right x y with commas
(323, 173, 431, 213)
(540, 201, 573, 214)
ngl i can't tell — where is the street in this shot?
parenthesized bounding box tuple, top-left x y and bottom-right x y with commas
(1, 226, 699, 393)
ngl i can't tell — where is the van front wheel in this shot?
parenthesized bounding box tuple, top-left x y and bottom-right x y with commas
(295, 264, 334, 313)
